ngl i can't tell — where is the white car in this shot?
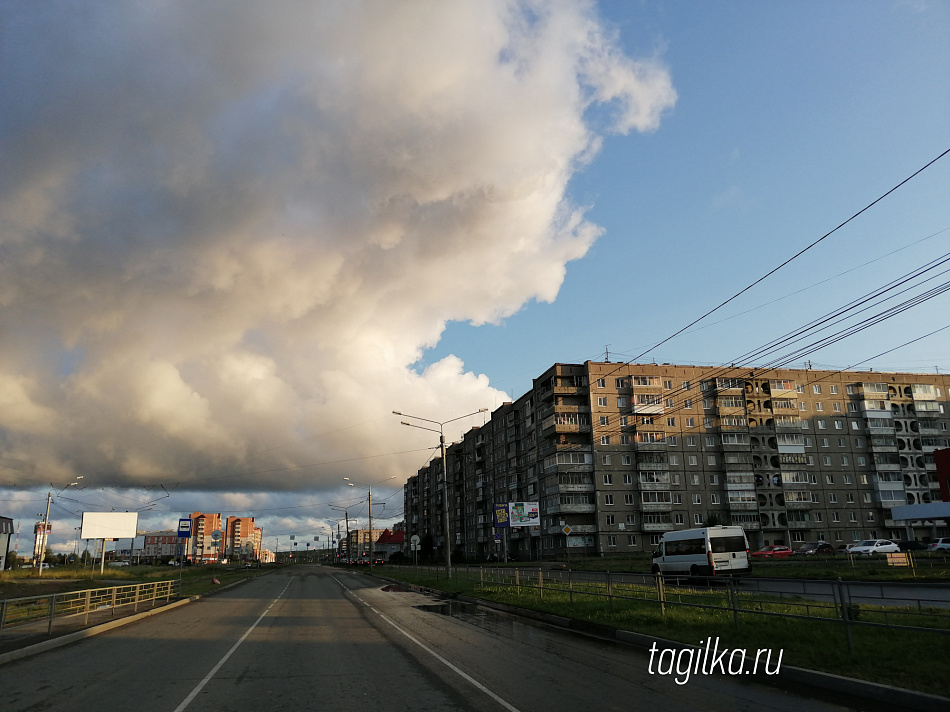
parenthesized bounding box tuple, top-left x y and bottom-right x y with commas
(930, 537, 950, 552)
(849, 539, 900, 556)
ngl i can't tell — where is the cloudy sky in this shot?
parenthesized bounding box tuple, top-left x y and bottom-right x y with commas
(2, 1, 948, 553)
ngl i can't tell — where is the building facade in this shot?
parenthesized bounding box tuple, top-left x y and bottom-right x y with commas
(404, 362, 950, 561)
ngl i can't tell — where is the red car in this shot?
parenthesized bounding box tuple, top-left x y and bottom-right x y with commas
(751, 545, 792, 559)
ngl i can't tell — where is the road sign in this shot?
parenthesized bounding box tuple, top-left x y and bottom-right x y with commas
(211, 531, 221, 541)
(410, 534, 421, 551)
(177, 518, 192, 538)
(562, 525, 572, 535)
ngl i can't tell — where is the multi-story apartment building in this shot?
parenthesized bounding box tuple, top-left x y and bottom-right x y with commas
(224, 516, 262, 560)
(188, 511, 222, 563)
(404, 362, 950, 561)
(144, 530, 178, 559)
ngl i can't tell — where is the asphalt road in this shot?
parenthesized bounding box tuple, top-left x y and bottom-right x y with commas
(0, 565, 883, 711)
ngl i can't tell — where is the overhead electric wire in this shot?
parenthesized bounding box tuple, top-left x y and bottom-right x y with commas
(630, 146, 950, 363)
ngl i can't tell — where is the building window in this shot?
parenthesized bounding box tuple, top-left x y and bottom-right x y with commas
(832, 512, 840, 522)
(684, 399, 693, 409)
(686, 417, 695, 428)
(792, 532, 805, 543)
(817, 420, 826, 429)
(600, 416, 609, 426)
(711, 494, 721, 504)
(800, 402, 807, 411)
(597, 378, 605, 388)
(617, 397, 628, 408)
(833, 402, 842, 412)
(605, 515, 615, 525)
(857, 456, 866, 466)
(813, 385, 822, 394)
(707, 455, 717, 466)
(667, 417, 676, 427)
(821, 438, 829, 447)
(682, 381, 691, 390)
(624, 494, 635, 505)
(867, 511, 875, 522)
(694, 514, 704, 525)
(620, 435, 630, 445)
(601, 436, 610, 445)
(620, 416, 629, 427)
(602, 455, 611, 465)
(669, 454, 680, 465)
(849, 512, 857, 522)
(847, 493, 854, 503)
(622, 456, 632, 467)
(693, 494, 702, 504)
(825, 474, 834, 484)
(823, 456, 832, 466)
(628, 535, 637, 546)
(834, 420, 843, 430)
(607, 535, 617, 547)
(604, 494, 614, 505)
(603, 473, 613, 485)
(709, 474, 719, 485)
(691, 474, 701, 485)
(688, 455, 698, 466)
(664, 380, 673, 389)
(829, 494, 838, 503)
(674, 513, 685, 525)
(598, 397, 608, 407)
(673, 494, 682, 504)
(686, 436, 696, 446)
(626, 515, 636, 525)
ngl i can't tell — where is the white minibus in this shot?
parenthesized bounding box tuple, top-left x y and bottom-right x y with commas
(651, 526, 751, 577)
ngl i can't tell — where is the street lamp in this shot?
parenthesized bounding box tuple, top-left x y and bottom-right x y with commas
(344, 476, 396, 572)
(393, 408, 488, 577)
(37, 477, 83, 577)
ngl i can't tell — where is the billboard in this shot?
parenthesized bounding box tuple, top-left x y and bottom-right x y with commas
(80, 512, 139, 540)
(509, 502, 539, 527)
(494, 502, 540, 528)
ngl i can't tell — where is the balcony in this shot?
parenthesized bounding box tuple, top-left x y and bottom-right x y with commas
(547, 503, 596, 514)
(788, 520, 812, 529)
(642, 522, 675, 532)
(638, 482, 671, 491)
(785, 500, 812, 510)
(641, 502, 673, 512)
(633, 404, 664, 415)
(727, 502, 758, 511)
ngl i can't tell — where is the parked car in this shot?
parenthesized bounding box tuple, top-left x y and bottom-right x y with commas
(837, 543, 860, 555)
(751, 545, 792, 559)
(897, 540, 929, 552)
(794, 542, 835, 556)
(929, 537, 950, 552)
(108, 561, 130, 567)
(849, 539, 900, 556)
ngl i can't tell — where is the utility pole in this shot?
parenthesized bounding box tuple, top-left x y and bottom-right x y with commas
(38, 489, 52, 576)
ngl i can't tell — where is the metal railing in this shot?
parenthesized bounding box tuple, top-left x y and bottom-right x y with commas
(0, 579, 181, 637)
(392, 565, 950, 653)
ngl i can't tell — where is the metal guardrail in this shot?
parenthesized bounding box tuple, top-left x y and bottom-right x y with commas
(0, 579, 181, 637)
(394, 565, 950, 653)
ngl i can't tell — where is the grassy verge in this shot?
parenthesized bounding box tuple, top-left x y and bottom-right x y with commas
(0, 564, 272, 600)
(377, 566, 950, 698)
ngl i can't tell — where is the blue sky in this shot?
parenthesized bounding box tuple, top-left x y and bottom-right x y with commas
(1, 1, 948, 552)
(418, 1, 950, 398)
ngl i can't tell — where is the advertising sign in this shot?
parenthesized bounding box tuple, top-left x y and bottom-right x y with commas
(509, 502, 540, 527)
(493, 503, 510, 528)
(80, 512, 138, 540)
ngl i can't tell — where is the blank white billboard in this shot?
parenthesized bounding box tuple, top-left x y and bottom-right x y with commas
(81, 512, 139, 539)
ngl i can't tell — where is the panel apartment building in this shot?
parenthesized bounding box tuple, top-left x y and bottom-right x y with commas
(403, 362, 950, 561)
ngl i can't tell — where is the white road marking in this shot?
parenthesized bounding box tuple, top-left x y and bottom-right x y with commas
(173, 577, 294, 712)
(333, 575, 524, 712)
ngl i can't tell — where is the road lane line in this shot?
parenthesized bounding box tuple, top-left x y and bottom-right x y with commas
(172, 577, 294, 712)
(333, 576, 523, 712)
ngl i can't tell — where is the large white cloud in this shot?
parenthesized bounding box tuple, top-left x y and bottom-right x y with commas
(0, 0, 676, 497)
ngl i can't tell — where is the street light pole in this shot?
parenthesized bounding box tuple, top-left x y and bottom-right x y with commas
(344, 476, 396, 573)
(393, 408, 488, 578)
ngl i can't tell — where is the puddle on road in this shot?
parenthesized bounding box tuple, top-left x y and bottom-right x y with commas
(415, 601, 481, 616)
(380, 584, 410, 593)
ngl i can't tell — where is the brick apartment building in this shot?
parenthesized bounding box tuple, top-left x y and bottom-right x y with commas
(404, 362, 950, 561)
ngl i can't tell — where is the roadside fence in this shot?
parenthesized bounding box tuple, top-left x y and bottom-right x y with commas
(0, 579, 181, 637)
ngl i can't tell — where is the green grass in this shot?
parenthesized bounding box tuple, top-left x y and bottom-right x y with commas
(0, 563, 273, 601)
(378, 566, 950, 698)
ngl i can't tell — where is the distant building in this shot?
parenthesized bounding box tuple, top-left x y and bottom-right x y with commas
(144, 530, 178, 559)
(346, 528, 386, 559)
(374, 529, 405, 561)
(1, 516, 14, 569)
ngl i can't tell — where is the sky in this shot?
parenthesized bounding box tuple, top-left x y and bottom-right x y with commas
(1, 1, 948, 555)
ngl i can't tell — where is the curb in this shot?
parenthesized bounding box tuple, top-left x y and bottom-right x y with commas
(373, 574, 949, 712)
(0, 575, 256, 667)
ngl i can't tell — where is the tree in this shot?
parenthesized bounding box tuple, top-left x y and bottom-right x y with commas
(704, 513, 723, 527)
